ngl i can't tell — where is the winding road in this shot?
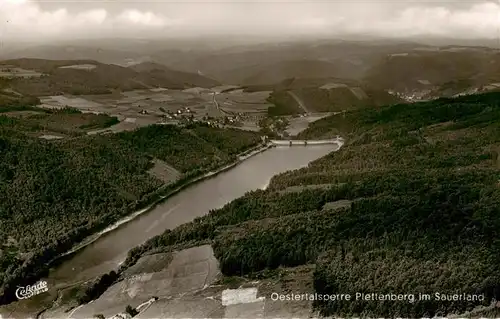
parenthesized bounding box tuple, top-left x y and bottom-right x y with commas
(212, 92, 234, 116)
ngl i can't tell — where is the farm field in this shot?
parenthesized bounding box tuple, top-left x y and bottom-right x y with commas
(0, 66, 44, 78)
(37, 88, 274, 134)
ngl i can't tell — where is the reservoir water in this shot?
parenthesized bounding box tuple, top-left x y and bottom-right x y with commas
(0, 144, 339, 318)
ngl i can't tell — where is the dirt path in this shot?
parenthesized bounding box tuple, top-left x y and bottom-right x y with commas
(287, 91, 310, 114)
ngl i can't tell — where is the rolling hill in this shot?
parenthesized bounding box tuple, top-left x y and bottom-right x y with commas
(363, 49, 500, 99)
(288, 85, 402, 112)
(232, 60, 342, 86)
(10, 40, 496, 100)
(0, 45, 146, 66)
(0, 59, 218, 96)
(129, 62, 220, 88)
(151, 40, 427, 83)
(252, 77, 403, 115)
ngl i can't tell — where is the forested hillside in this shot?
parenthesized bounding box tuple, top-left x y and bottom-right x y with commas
(0, 118, 261, 305)
(129, 62, 220, 88)
(120, 92, 500, 317)
(363, 51, 500, 94)
(266, 91, 303, 116)
(266, 86, 402, 115)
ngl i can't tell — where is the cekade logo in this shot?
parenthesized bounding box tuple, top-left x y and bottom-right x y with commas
(15, 281, 49, 300)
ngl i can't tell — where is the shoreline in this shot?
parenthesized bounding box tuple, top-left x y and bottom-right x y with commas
(65, 138, 345, 311)
(59, 141, 274, 259)
(59, 138, 345, 259)
(0, 138, 344, 310)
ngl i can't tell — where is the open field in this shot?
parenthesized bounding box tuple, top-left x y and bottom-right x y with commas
(214, 90, 272, 131)
(43, 245, 316, 319)
(39, 96, 104, 111)
(59, 245, 220, 319)
(212, 85, 241, 93)
(0, 66, 43, 78)
(285, 113, 335, 136)
(147, 159, 181, 184)
(39, 89, 214, 132)
(58, 64, 97, 70)
(0, 109, 120, 138)
(217, 90, 272, 114)
(0, 60, 333, 136)
(37, 88, 274, 134)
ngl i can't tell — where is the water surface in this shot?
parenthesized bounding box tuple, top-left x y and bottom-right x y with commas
(0, 145, 339, 318)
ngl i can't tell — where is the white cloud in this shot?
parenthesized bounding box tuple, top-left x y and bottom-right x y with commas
(117, 10, 167, 27)
(77, 9, 108, 25)
(377, 2, 500, 38)
(0, 0, 178, 40)
(0, 0, 499, 41)
(4, 0, 28, 4)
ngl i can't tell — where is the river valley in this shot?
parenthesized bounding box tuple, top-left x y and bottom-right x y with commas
(0, 143, 340, 318)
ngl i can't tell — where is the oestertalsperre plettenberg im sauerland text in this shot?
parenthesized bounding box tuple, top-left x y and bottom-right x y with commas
(270, 292, 486, 303)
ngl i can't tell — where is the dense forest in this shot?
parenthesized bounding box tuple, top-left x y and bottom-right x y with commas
(0, 114, 262, 305)
(118, 91, 500, 317)
(266, 91, 304, 116)
(0, 80, 41, 112)
(265, 86, 402, 115)
(0, 107, 120, 138)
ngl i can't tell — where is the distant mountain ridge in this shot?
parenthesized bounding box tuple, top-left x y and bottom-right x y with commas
(0, 45, 144, 66)
(150, 40, 427, 83)
(363, 49, 500, 100)
(217, 60, 342, 86)
(2, 40, 500, 101)
(0, 58, 219, 96)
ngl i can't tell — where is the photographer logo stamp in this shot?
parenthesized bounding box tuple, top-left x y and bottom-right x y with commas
(15, 280, 49, 300)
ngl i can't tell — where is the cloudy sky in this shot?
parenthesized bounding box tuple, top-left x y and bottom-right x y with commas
(0, 0, 499, 41)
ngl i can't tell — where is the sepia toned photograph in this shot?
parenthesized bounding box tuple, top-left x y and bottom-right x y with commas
(0, 0, 500, 318)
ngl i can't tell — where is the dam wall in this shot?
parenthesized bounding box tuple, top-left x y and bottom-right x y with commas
(269, 138, 342, 146)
